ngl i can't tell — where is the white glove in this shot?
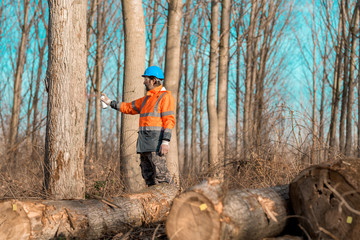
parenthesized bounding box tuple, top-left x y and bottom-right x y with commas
(159, 140, 170, 156)
(100, 93, 112, 109)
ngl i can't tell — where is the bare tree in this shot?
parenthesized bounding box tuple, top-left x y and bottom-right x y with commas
(207, 0, 219, 171)
(191, 8, 204, 173)
(94, 0, 105, 160)
(121, 0, 146, 191)
(8, 0, 34, 164)
(164, 0, 182, 185)
(84, 0, 97, 156)
(148, 0, 159, 66)
(339, 0, 350, 154)
(243, 0, 258, 160)
(31, 1, 48, 159)
(217, 0, 231, 164)
(345, 3, 359, 156)
(44, 0, 87, 199)
(328, 4, 344, 156)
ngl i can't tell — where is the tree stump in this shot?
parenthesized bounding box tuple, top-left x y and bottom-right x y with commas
(289, 158, 360, 240)
(166, 179, 290, 240)
(0, 183, 178, 240)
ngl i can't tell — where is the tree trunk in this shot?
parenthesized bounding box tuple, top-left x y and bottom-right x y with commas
(289, 158, 360, 240)
(217, 0, 231, 164)
(44, 0, 87, 199)
(84, 0, 97, 155)
(328, 15, 343, 156)
(164, 0, 182, 186)
(207, 0, 219, 171)
(0, 184, 177, 240)
(243, 0, 258, 160)
(8, 0, 31, 164)
(191, 13, 204, 173)
(148, 0, 158, 66)
(182, 0, 192, 173)
(121, 0, 146, 192)
(345, 8, 359, 156)
(31, 7, 47, 159)
(339, 0, 350, 154)
(199, 58, 206, 170)
(94, 0, 104, 160)
(166, 179, 289, 240)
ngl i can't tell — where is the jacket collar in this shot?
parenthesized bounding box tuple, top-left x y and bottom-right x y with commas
(147, 85, 166, 96)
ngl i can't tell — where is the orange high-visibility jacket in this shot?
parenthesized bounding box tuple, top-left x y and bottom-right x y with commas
(111, 85, 175, 153)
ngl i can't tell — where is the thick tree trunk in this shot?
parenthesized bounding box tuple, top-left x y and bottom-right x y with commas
(164, 0, 182, 186)
(44, 0, 87, 199)
(0, 184, 177, 240)
(289, 158, 360, 240)
(121, 0, 146, 192)
(166, 179, 289, 240)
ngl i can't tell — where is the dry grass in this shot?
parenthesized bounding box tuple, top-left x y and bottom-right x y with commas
(0, 141, 315, 239)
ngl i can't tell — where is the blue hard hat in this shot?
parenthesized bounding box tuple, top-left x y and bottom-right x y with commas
(142, 66, 164, 80)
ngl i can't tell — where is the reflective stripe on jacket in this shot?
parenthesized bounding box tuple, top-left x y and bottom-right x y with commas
(114, 85, 175, 153)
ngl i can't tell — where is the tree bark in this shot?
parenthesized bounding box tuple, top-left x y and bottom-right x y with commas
(207, 0, 220, 171)
(243, 0, 258, 160)
(345, 7, 359, 156)
(164, 0, 182, 186)
(8, 0, 32, 164)
(289, 158, 360, 240)
(191, 12, 204, 173)
(121, 0, 146, 192)
(339, 0, 350, 154)
(0, 184, 177, 240)
(217, 0, 231, 164)
(166, 179, 289, 240)
(44, 0, 87, 199)
(94, 0, 104, 160)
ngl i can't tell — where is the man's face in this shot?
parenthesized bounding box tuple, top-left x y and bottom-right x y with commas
(143, 77, 155, 91)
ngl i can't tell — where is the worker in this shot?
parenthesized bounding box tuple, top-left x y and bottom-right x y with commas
(101, 66, 175, 186)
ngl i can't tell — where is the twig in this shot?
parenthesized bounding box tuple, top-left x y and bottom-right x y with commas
(64, 208, 75, 230)
(298, 224, 312, 240)
(88, 193, 122, 209)
(152, 224, 161, 240)
(324, 181, 360, 215)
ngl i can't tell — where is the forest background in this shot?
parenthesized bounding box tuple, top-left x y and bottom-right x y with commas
(0, 0, 359, 199)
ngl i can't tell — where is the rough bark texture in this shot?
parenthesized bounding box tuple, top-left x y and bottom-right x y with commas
(207, 0, 219, 169)
(121, 0, 146, 192)
(164, 0, 182, 186)
(0, 184, 178, 240)
(166, 179, 290, 240)
(44, 0, 87, 199)
(289, 158, 360, 240)
(217, 0, 231, 162)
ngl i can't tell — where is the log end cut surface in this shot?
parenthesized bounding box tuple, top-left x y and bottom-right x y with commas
(0, 200, 32, 240)
(290, 161, 360, 240)
(166, 191, 220, 240)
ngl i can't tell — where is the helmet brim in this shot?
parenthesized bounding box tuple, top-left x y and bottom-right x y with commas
(142, 75, 164, 80)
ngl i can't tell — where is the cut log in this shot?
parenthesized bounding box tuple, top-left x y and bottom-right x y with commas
(166, 179, 290, 240)
(289, 158, 360, 240)
(0, 183, 178, 240)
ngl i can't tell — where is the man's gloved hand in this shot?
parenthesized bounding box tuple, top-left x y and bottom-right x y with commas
(159, 140, 170, 156)
(100, 93, 112, 105)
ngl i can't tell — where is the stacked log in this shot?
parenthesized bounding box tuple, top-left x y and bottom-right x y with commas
(166, 179, 290, 240)
(0, 183, 178, 240)
(289, 158, 360, 240)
